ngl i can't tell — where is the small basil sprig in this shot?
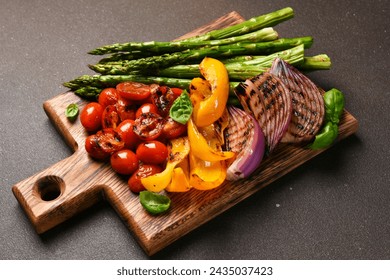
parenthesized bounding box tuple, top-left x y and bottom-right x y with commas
(139, 191, 171, 215)
(324, 88, 345, 124)
(169, 90, 193, 124)
(309, 88, 345, 150)
(65, 103, 79, 122)
(309, 122, 339, 150)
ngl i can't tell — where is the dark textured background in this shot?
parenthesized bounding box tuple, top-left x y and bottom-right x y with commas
(1, 0, 389, 259)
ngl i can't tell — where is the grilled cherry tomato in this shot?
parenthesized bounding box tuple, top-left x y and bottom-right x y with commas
(80, 102, 103, 132)
(98, 88, 119, 108)
(95, 128, 124, 154)
(136, 140, 168, 165)
(171, 87, 183, 98)
(151, 85, 177, 117)
(133, 112, 164, 141)
(102, 104, 120, 129)
(162, 117, 187, 139)
(117, 82, 151, 101)
(110, 149, 139, 175)
(128, 164, 163, 193)
(115, 119, 140, 150)
(135, 103, 159, 119)
(115, 97, 137, 121)
(85, 134, 110, 160)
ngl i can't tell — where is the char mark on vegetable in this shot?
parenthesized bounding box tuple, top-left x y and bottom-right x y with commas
(234, 72, 292, 153)
(270, 58, 325, 143)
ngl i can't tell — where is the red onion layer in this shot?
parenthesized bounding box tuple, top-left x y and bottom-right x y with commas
(270, 58, 325, 143)
(234, 72, 292, 153)
(225, 106, 265, 180)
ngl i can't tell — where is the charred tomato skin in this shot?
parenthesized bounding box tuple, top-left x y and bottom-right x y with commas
(128, 164, 163, 193)
(150, 85, 178, 117)
(98, 88, 119, 108)
(102, 104, 120, 129)
(95, 128, 125, 154)
(85, 134, 110, 160)
(115, 97, 137, 121)
(133, 112, 165, 141)
(80, 102, 104, 132)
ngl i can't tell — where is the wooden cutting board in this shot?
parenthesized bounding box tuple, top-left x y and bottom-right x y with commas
(12, 12, 358, 256)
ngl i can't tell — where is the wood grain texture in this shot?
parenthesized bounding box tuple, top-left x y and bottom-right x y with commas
(12, 12, 359, 256)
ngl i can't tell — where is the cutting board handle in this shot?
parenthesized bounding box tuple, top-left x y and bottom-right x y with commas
(12, 150, 110, 234)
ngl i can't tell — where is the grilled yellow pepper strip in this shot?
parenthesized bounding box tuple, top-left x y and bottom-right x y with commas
(165, 157, 192, 192)
(190, 57, 230, 127)
(188, 118, 235, 162)
(141, 137, 190, 192)
(189, 151, 227, 190)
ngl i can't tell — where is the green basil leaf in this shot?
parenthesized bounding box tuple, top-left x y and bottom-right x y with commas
(139, 191, 171, 215)
(65, 103, 79, 122)
(324, 88, 345, 124)
(169, 90, 193, 124)
(308, 122, 339, 150)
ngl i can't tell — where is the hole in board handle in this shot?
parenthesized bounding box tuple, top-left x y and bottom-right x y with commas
(33, 176, 65, 201)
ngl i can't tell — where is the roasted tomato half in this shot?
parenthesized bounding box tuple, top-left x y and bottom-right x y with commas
(98, 88, 119, 108)
(115, 97, 137, 121)
(150, 85, 178, 117)
(116, 82, 151, 101)
(85, 134, 110, 160)
(133, 112, 164, 141)
(95, 128, 124, 154)
(102, 104, 120, 129)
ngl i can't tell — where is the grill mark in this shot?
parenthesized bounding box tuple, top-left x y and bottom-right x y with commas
(234, 72, 292, 152)
(225, 107, 254, 154)
(270, 58, 325, 143)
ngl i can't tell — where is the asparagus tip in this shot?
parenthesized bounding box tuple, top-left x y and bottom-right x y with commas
(88, 64, 100, 71)
(88, 50, 100, 55)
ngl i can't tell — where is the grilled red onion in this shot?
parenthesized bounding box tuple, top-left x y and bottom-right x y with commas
(270, 58, 325, 143)
(234, 72, 292, 152)
(225, 106, 265, 181)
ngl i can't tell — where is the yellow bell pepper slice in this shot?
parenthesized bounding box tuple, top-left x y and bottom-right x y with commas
(188, 118, 235, 162)
(189, 151, 227, 190)
(141, 137, 190, 192)
(165, 157, 191, 193)
(190, 57, 229, 127)
(189, 77, 211, 125)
